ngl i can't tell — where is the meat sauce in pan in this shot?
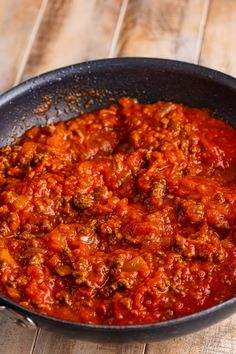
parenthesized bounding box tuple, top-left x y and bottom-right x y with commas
(0, 97, 236, 325)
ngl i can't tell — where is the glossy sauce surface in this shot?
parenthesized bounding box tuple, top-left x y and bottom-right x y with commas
(0, 98, 236, 325)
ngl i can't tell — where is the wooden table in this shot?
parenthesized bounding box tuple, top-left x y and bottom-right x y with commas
(0, 1, 236, 353)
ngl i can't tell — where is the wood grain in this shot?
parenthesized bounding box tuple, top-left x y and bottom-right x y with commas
(32, 329, 146, 354)
(116, 0, 209, 63)
(200, 0, 236, 76)
(21, 0, 124, 81)
(0, 317, 37, 354)
(146, 314, 236, 354)
(0, 0, 44, 92)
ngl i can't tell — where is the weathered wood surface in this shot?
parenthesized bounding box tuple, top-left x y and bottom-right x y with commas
(200, 0, 236, 76)
(0, 317, 37, 354)
(116, 0, 210, 62)
(146, 315, 236, 354)
(33, 329, 146, 354)
(21, 0, 125, 81)
(0, 0, 236, 353)
(0, 0, 45, 93)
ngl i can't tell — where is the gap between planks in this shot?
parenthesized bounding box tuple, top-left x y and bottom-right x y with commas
(30, 328, 40, 354)
(108, 0, 129, 58)
(195, 0, 210, 63)
(14, 0, 48, 85)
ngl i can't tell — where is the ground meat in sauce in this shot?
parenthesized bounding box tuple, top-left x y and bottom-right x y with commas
(0, 97, 236, 325)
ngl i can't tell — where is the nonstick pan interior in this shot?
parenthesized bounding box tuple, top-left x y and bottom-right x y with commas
(0, 58, 236, 148)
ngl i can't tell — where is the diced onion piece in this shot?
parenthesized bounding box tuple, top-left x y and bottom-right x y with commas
(123, 256, 147, 272)
(55, 264, 72, 276)
(0, 249, 17, 267)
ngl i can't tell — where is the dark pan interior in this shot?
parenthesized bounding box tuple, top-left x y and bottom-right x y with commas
(0, 58, 236, 343)
(0, 58, 236, 148)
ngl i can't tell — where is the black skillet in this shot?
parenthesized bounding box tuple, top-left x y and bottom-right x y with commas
(0, 58, 236, 343)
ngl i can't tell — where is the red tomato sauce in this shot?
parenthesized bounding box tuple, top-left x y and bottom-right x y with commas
(0, 97, 236, 325)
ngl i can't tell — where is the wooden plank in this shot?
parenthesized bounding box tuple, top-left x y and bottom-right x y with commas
(0, 0, 45, 92)
(21, 0, 125, 81)
(200, 0, 236, 76)
(33, 329, 146, 354)
(116, 0, 209, 63)
(0, 317, 37, 354)
(24, 1, 145, 353)
(146, 314, 236, 354)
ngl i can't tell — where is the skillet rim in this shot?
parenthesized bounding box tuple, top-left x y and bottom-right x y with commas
(1, 292, 236, 331)
(0, 57, 236, 106)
